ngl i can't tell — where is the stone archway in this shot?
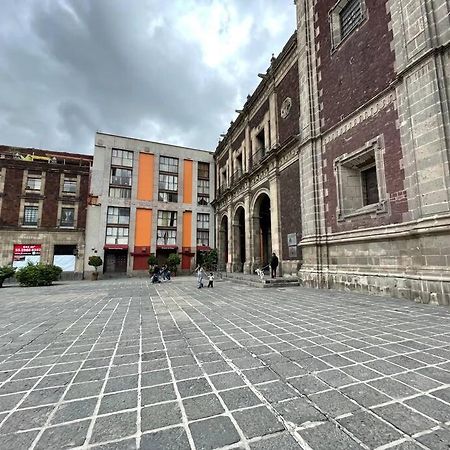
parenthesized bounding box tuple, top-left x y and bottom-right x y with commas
(252, 193, 271, 271)
(232, 206, 246, 272)
(219, 215, 228, 270)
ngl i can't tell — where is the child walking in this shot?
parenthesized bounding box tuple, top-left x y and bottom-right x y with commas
(207, 272, 214, 288)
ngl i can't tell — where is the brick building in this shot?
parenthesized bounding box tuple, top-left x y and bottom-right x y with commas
(84, 132, 214, 277)
(214, 33, 302, 276)
(0, 146, 92, 278)
(215, 0, 450, 304)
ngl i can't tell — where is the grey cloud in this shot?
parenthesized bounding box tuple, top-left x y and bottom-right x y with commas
(0, 0, 295, 154)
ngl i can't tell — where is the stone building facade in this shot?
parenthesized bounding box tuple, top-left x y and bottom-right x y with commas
(0, 146, 92, 278)
(214, 33, 302, 277)
(215, 0, 450, 305)
(84, 132, 214, 277)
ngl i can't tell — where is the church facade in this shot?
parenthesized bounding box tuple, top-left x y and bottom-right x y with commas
(214, 0, 450, 305)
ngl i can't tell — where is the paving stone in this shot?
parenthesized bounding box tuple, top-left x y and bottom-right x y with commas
(374, 402, 436, 435)
(387, 442, 424, 450)
(298, 421, 363, 450)
(309, 389, 360, 417)
(416, 367, 450, 384)
(105, 374, 138, 393)
(141, 401, 182, 431)
(369, 378, 418, 399)
(51, 397, 98, 424)
(249, 431, 300, 449)
(0, 378, 40, 395)
(431, 386, 450, 403)
(35, 419, 90, 449)
(316, 369, 356, 388)
(189, 415, 240, 449)
(243, 367, 279, 384)
(416, 428, 450, 450)
(172, 364, 203, 380)
(0, 430, 39, 448)
(0, 405, 53, 433)
(141, 427, 189, 449)
(35, 372, 74, 389)
(405, 395, 450, 423)
(220, 386, 262, 410)
(288, 375, 330, 395)
(98, 390, 137, 415)
(233, 405, 284, 439)
(274, 397, 325, 426)
(183, 393, 224, 421)
(256, 380, 297, 403)
(141, 369, 172, 387)
(90, 411, 137, 443)
(73, 368, 108, 383)
(394, 372, 442, 391)
(341, 382, 391, 407)
(0, 392, 25, 412)
(141, 384, 176, 405)
(363, 360, 405, 375)
(209, 372, 245, 390)
(177, 377, 212, 398)
(338, 410, 402, 447)
(64, 380, 103, 400)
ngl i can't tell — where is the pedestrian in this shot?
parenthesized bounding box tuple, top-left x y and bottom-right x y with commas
(152, 265, 161, 284)
(207, 272, 214, 288)
(195, 265, 205, 289)
(270, 252, 279, 279)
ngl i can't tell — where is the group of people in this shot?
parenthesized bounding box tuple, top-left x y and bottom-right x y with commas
(194, 266, 214, 289)
(150, 264, 171, 284)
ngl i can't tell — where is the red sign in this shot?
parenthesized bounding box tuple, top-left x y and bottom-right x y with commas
(13, 244, 41, 256)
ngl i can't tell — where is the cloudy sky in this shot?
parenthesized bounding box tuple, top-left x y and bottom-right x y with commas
(0, 0, 296, 155)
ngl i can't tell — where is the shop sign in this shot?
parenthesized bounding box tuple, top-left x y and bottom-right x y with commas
(13, 244, 41, 268)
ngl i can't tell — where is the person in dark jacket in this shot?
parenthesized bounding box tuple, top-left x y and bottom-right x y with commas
(270, 252, 279, 278)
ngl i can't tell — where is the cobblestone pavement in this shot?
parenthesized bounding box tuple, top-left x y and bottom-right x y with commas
(0, 278, 449, 449)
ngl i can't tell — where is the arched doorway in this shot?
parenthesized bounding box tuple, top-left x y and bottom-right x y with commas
(219, 216, 228, 270)
(233, 207, 246, 272)
(253, 193, 271, 270)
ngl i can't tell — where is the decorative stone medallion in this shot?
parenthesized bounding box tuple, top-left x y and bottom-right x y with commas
(280, 97, 292, 119)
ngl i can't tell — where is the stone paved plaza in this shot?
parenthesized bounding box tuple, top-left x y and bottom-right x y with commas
(0, 278, 449, 449)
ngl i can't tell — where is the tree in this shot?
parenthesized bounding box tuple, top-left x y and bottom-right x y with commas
(167, 253, 181, 273)
(147, 254, 157, 268)
(88, 255, 103, 280)
(0, 265, 16, 288)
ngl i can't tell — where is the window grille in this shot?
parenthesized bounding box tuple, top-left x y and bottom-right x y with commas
(340, 0, 363, 40)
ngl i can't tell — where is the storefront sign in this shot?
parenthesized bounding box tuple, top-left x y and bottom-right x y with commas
(13, 244, 41, 268)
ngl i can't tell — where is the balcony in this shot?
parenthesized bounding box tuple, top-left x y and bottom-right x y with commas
(250, 148, 269, 170)
(230, 169, 243, 185)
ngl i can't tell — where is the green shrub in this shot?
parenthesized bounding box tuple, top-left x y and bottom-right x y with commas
(167, 253, 181, 273)
(88, 256, 103, 272)
(0, 265, 16, 288)
(15, 263, 62, 287)
(201, 249, 218, 271)
(147, 254, 157, 267)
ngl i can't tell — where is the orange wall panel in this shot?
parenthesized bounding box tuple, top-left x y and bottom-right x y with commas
(182, 211, 192, 248)
(183, 160, 193, 204)
(137, 153, 154, 201)
(135, 209, 152, 246)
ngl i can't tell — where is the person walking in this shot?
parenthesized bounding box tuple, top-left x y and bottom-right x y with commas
(270, 252, 279, 279)
(195, 266, 205, 289)
(207, 272, 214, 288)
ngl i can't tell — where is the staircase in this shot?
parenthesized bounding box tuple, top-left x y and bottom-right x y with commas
(221, 272, 300, 288)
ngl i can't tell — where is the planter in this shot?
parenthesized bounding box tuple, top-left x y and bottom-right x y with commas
(91, 272, 99, 281)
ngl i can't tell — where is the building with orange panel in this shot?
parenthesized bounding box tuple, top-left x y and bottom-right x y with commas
(84, 132, 214, 276)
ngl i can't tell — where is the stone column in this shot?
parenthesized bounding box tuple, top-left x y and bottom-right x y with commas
(243, 194, 252, 274)
(226, 205, 233, 272)
(269, 175, 282, 276)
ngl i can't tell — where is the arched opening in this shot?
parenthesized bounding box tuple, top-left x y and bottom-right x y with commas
(233, 207, 246, 272)
(253, 193, 271, 270)
(219, 216, 228, 270)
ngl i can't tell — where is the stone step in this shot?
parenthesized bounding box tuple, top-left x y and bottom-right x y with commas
(221, 272, 300, 288)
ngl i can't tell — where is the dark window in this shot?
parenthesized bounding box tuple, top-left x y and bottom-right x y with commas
(198, 162, 210, 179)
(159, 156, 179, 173)
(362, 166, 379, 206)
(26, 176, 41, 191)
(107, 207, 130, 225)
(340, 0, 363, 40)
(111, 149, 133, 167)
(110, 168, 132, 186)
(197, 230, 209, 246)
(60, 207, 75, 227)
(63, 179, 77, 193)
(109, 187, 132, 199)
(157, 229, 176, 245)
(157, 210, 177, 227)
(23, 206, 38, 225)
(158, 192, 178, 203)
(197, 213, 210, 230)
(159, 174, 178, 191)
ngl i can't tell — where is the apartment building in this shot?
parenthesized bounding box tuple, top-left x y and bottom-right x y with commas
(84, 132, 214, 276)
(0, 145, 92, 278)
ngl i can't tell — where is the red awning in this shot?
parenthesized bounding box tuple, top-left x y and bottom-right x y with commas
(104, 245, 128, 250)
(156, 245, 178, 250)
(196, 246, 211, 252)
